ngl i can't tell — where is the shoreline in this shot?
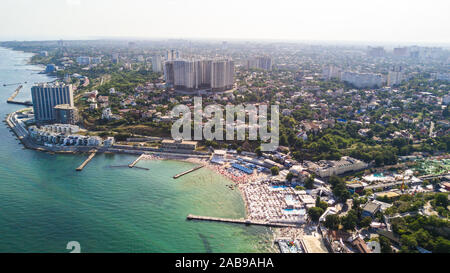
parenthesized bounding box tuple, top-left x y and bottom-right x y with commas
(6, 109, 298, 252)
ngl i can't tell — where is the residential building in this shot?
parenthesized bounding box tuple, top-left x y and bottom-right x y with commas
(322, 65, 341, 80)
(362, 202, 381, 218)
(45, 64, 56, 73)
(367, 46, 386, 57)
(341, 71, 383, 88)
(76, 56, 91, 65)
(393, 47, 408, 57)
(306, 156, 368, 178)
(152, 55, 162, 72)
(164, 58, 234, 92)
(247, 56, 272, 71)
(103, 137, 115, 147)
(166, 49, 181, 61)
(31, 83, 74, 123)
(161, 139, 197, 151)
(388, 66, 403, 86)
(54, 104, 79, 125)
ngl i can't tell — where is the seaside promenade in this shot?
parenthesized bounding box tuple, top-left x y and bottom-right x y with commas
(5, 109, 212, 158)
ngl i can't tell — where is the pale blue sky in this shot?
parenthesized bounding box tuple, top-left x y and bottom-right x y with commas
(1, 0, 449, 44)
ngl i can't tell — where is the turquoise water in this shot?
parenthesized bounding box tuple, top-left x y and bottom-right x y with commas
(0, 47, 273, 253)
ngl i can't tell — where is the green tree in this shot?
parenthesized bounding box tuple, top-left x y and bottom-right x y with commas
(255, 146, 262, 157)
(308, 207, 324, 222)
(270, 166, 279, 176)
(324, 214, 340, 230)
(341, 210, 358, 230)
(434, 237, 450, 253)
(379, 236, 392, 253)
(316, 196, 329, 211)
(400, 234, 418, 251)
(304, 176, 315, 189)
(333, 180, 351, 202)
(359, 216, 372, 228)
(435, 193, 448, 208)
(286, 172, 294, 182)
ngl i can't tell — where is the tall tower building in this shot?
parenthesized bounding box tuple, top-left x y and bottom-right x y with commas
(164, 58, 234, 92)
(166, 49, 181, 61)
(322, 65, 341, 80)
(388, 65, 403, 86)
(31, 83, 74, 123)
(247, 56, 272, 71)
(151, 55, 162, 73)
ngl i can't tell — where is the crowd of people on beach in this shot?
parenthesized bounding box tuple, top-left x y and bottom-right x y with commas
(185, 157, 266, 184)
(241, 182, 304, 223)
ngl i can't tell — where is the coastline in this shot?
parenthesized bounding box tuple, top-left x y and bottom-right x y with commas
(2, 46, 282, 252)
(6, 108, 280, 251)
(2, 45, 282, 252)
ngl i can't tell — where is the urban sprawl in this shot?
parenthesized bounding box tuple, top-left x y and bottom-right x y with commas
(2, 39, 449, 253)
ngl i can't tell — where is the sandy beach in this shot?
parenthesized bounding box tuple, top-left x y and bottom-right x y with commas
(140, 154, 315, 252)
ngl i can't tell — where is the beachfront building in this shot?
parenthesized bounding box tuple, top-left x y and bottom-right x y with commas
(54, 104, 78, 125)
(211, 149, 227, 164)
(31, 83, 74, 123)
(161, 139, 197, 151)
(305, 156, 368, 178)
(103, 137, 115, 147)
(39, 124, 80, 135)
(28, 125, 103, 147)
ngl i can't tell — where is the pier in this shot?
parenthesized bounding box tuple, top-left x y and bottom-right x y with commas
(76, 150, 97, 171)
(109, 165, 149, 171)
(6, 85, 33, 106)
(173, 165, 204, 179)
(7, 85, 23, 101)
(128, 153, 145, 168)
(3, 82, 27, 87)
(186, 214, 300, 228)
(7, 100, 33, 106)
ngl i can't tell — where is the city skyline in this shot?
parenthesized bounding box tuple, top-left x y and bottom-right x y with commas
(1, 0, 449, 45)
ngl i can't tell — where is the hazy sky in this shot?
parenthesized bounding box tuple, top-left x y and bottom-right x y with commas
(1, 0, 449, 44)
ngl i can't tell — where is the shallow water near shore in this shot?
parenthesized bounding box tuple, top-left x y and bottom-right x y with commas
(0, 47, 273, 252)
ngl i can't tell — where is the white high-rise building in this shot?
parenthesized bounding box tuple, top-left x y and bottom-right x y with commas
(76, 56, 91, 66)
(434, 72, 450, 82)
(164, 58, 234, 92)
(341, 71, 383, 89)
(247, 56, 272, 71)
(388, 66, 403, 86)
(322, 65, 341, 80)
(151, 55, 162, 73)
(166, 49, 181, 61)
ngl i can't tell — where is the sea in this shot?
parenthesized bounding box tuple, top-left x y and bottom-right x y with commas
(0, 47, 273, 253)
